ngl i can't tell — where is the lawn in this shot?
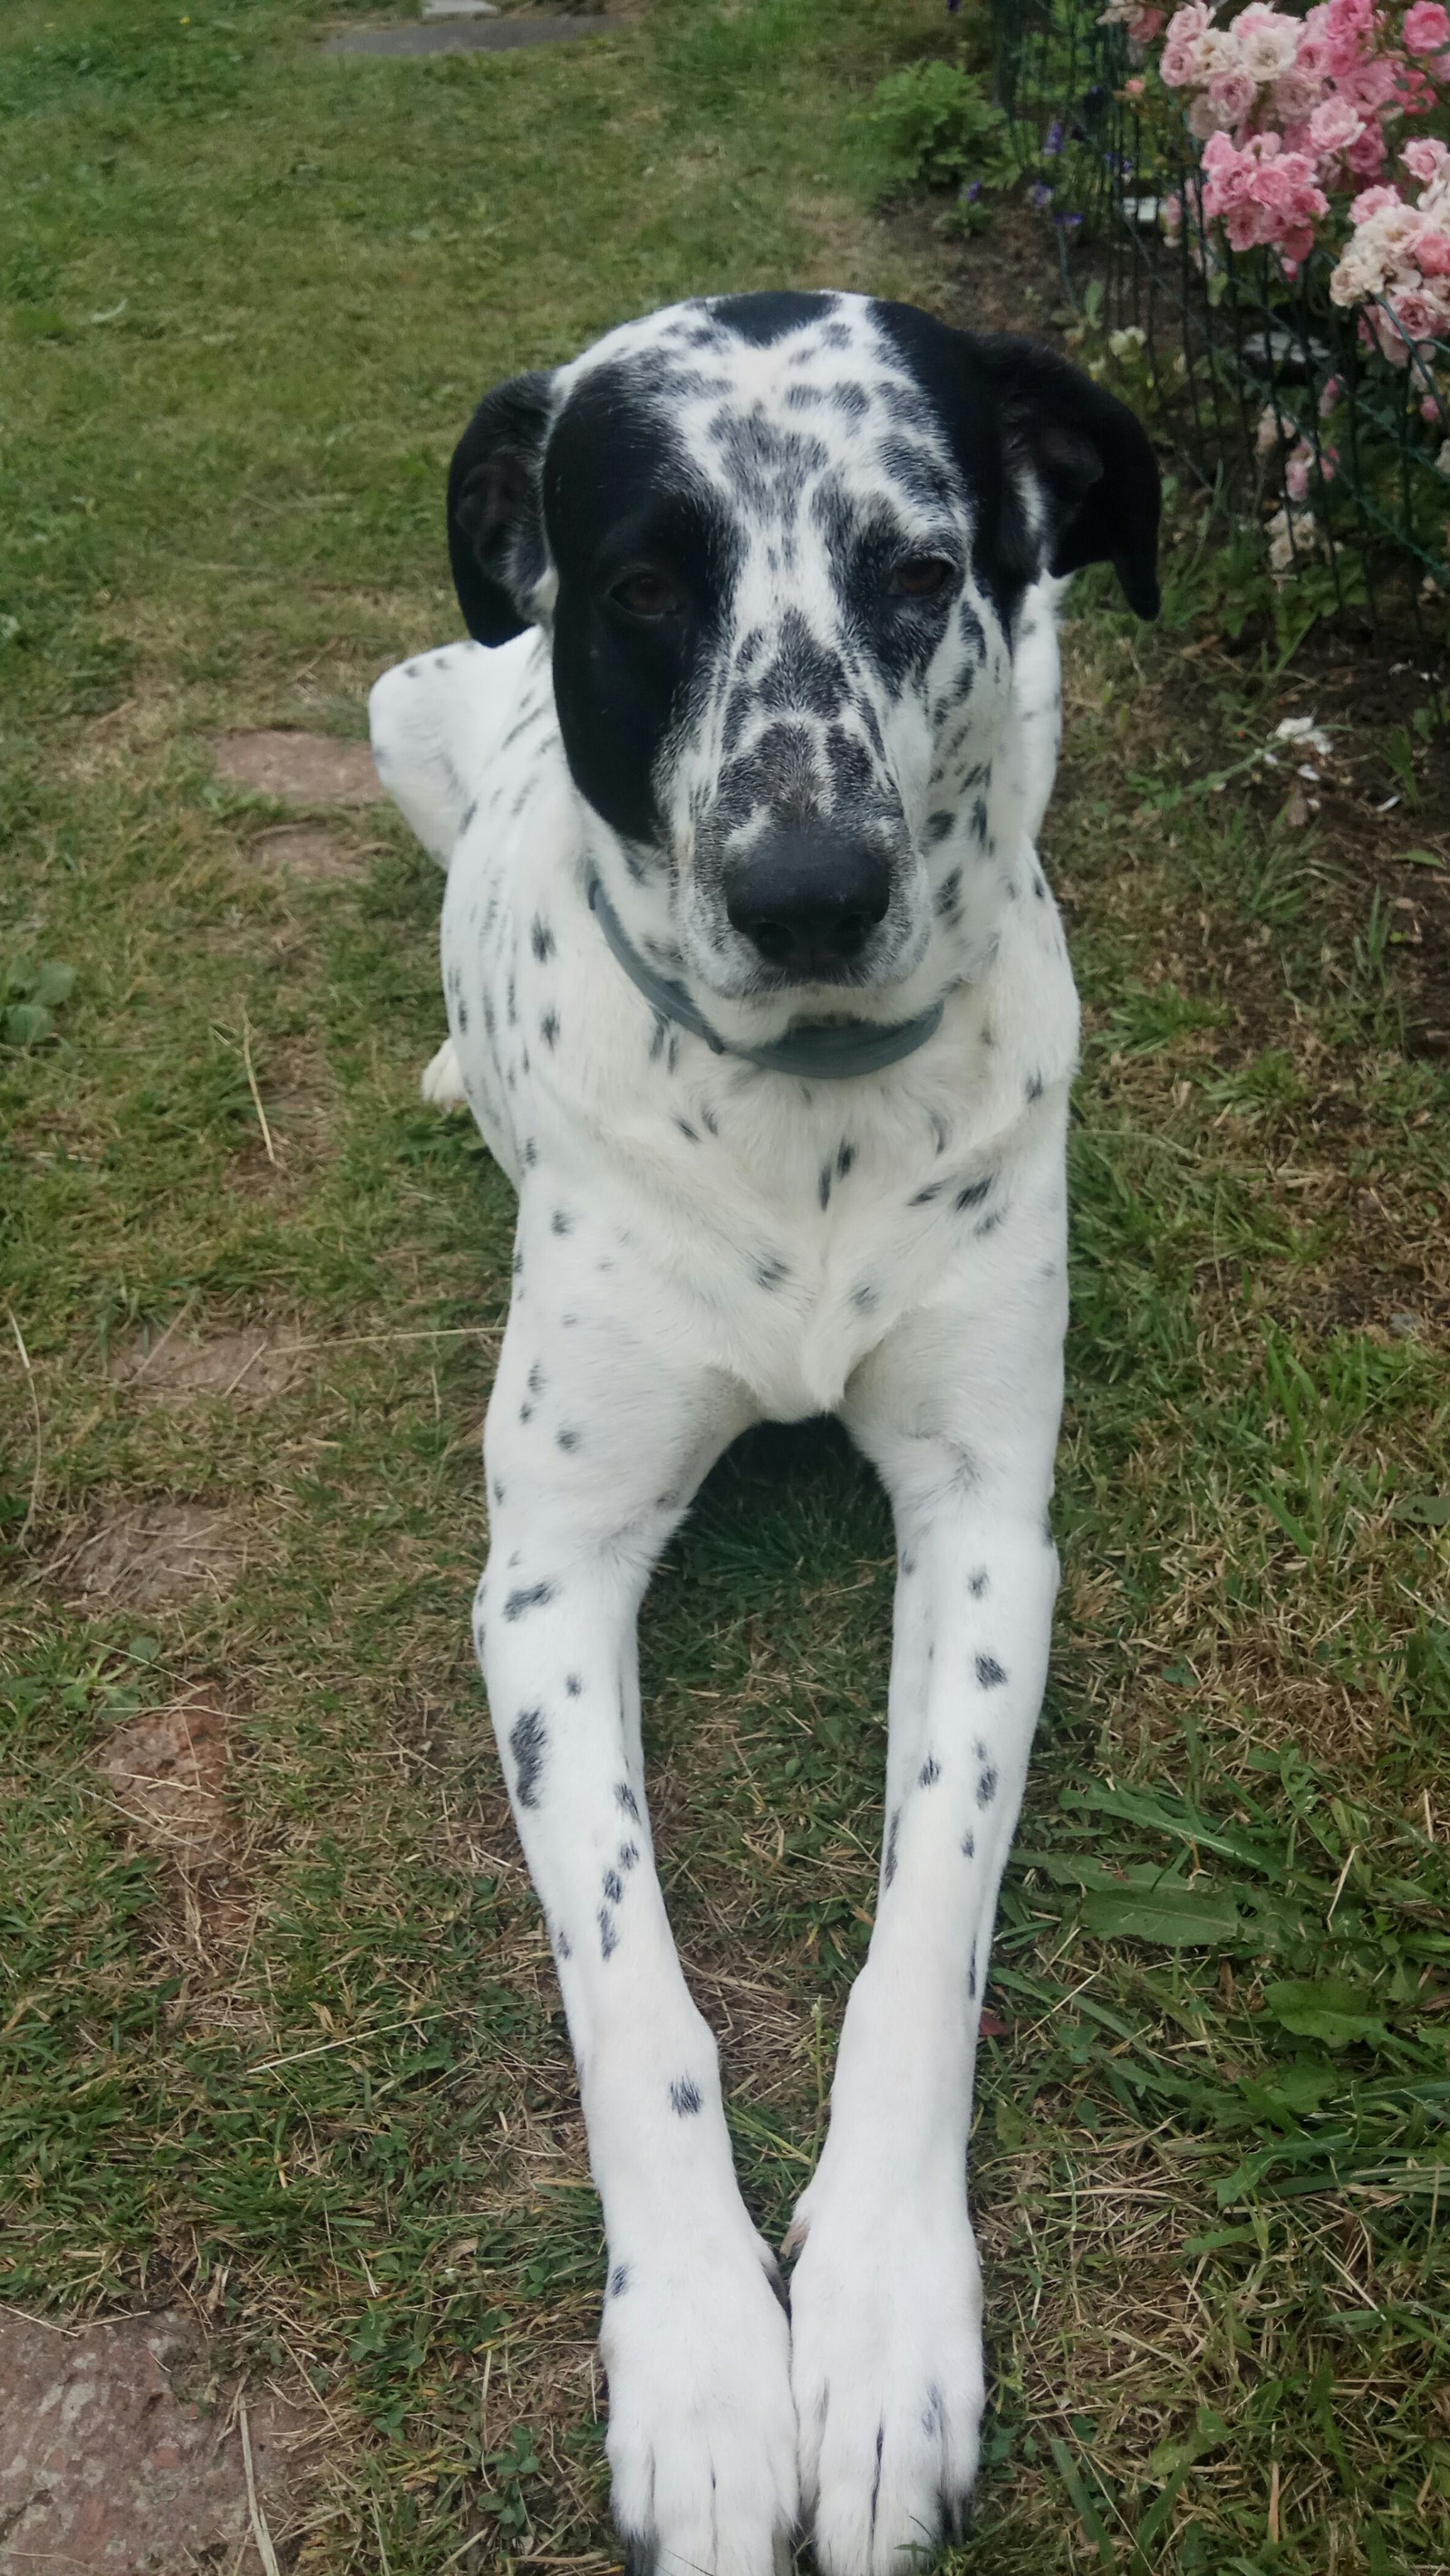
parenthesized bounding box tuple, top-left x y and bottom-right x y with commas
(2, 0, 1448, 2570)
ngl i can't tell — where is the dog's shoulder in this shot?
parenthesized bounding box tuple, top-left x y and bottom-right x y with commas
(371, 632, 551, 865)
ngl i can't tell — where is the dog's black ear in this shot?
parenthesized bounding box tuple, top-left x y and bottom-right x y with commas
(447, 371, 556, 645)
(969, 334, 1162, 619)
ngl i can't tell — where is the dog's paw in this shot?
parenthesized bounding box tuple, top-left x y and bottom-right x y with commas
(421, 1037, 467, 1107)
(601, 2221, 798, 2576)
(788, 2172, 984, 2575)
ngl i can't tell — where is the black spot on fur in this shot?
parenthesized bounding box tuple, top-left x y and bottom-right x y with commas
(566, 1673, 582, 1696)
(1026, 1071, 1044, 1102)
(530, 915, 555, 962)
(599, 1908, 617, 1961)
(540, 1010, 559, 1050)
(504, 1581, 556, 1621)
(509, 1708, 546, 1807)
(976, 1763, 999, 1807)
(919, 1755, 941, 1788)
(609, 2264, 629, 2297)
(884, 1807, 900, 1887)
(603, 1869, 624, 1905)
(670, 2077, 703, 2117)
(962, 1829, 976, 1859)
(616, 1782, 640, 1819)
(550, 1208, 573, 1236)
(976, 1655, 1007, 1688)
(955, 1177, 992, 1212)
(557, 1427, 581, 1452)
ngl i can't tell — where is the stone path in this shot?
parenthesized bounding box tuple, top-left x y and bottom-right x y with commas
(328, 15, 621, 55)
(210, 731, 382, 806)
(0, 2311, 308, 2575)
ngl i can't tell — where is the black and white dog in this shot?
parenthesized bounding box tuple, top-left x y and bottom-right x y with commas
(370, 290, 1158, 2576)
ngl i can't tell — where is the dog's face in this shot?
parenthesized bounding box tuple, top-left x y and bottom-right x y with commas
(449, 292, 1158, 1008)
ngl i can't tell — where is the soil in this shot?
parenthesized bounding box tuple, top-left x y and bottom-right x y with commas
(111, 1325, 301, 1406)
(209, 732, 382, 807)
(0, 2310, 310, 2575)
(249, 824, 373, 882)
(61, 1504, 246, 1610)
(93, 1695, 255, 1952)
(95, 1698, 234, 1862)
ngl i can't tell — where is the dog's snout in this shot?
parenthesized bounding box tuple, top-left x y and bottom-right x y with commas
(725, 835, 892, 980)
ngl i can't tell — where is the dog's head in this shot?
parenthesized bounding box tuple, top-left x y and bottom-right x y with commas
(448, 292, 1158, 1016)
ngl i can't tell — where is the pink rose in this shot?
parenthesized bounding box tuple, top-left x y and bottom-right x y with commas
(1309, 96, 1365, 150)
(1402, 1, 1449, 53)
(1415, 227, 1450, 274)
(1293, 30, 1332, 72)
(1402, 137, 1449, 183)
(1390, 287, 1441, 340)
(1350, 181, 1403, 217)
(1210, 65, 1260, 121)
(1275, 67, 1326, 118)
(1346, 123, 1389, 177)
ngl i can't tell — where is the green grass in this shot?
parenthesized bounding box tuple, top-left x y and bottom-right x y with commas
(4, 2, 1450, 2570)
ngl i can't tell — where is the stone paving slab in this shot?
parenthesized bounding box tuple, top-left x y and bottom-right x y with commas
(209, 732, 382, 807)
(0, 2311, 309, 2574)
(328, 15, 621, 54)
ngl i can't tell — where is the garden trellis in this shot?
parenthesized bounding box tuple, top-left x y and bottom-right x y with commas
(986, 0, 1450, 661)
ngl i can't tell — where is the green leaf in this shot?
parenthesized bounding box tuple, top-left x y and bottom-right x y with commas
(1397, 848, 1446, 870)
(5, 1001, 53, 1046)
(31, 960, 75, 1008)
(1391, 1496, 1450, 1527)
(1263, 1977, 1389, 2048)
(1080, 1885, 1240, 1948)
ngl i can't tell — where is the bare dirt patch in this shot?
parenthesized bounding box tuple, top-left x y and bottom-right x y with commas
(0, 2309, 312, 2575)
(60, 1504, 246, 1610)
(112, 1323, 301, 1407)
(249, 824, 374, 883)
(209, 731, 382, 807)
(94, 1694, 254, 1954)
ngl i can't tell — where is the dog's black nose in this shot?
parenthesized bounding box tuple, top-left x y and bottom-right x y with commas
(725, 835, 891, 979)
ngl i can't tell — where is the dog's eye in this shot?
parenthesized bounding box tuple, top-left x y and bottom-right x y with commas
(610, 569, 686, 620)
(888, 557, 953, 602)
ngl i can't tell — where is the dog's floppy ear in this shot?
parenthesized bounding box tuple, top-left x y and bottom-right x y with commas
(970, 334, 1162, 619)
(447, 371, 556, 645)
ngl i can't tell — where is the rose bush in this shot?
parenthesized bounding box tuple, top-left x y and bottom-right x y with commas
(1099, 0, 1450, 358)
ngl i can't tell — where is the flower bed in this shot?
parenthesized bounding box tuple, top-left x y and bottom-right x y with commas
(987, 0, 1450, 651)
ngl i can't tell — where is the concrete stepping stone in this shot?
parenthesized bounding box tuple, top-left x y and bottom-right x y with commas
(0, 2311, 308, 2575)
(209, 730, 382, 806)
(111, 1323, 301, 1404)
(62, 1502, 246, 1609)
(250, 822, 372, 880)
(329, 14, 621, 54)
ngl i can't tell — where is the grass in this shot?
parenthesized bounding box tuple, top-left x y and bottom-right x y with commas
(3, 0, 1450, 2569)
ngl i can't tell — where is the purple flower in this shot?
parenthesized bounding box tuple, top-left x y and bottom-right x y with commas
(1044, 119, 1065, 155)
(1054, 210, 1085, 228)
(1030, 180, 1055, 209)
(964, 178, 982, 200)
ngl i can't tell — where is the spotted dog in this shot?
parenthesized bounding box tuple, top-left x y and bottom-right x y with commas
(370, 290, 1158, 2576)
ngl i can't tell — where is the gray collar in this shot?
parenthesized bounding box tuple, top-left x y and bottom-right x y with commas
(585, 871, 943, 1080)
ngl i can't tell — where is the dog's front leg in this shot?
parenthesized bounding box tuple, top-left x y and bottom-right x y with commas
(788, 1273, 1067, 2575)
(475, 1205, 796, 2576)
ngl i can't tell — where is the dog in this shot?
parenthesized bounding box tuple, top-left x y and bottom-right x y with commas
(369, 288, 1159, 2576)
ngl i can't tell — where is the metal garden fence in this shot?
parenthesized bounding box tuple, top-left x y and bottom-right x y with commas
(988, 0, 1450, 670)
